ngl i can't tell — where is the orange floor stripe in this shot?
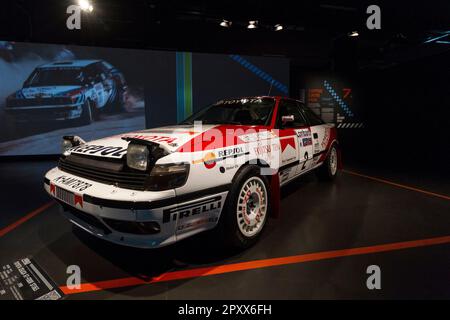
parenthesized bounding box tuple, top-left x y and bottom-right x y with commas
(60, 234, 450, 295)
(0, 201, 55, 238)
(342, 169, 450, 201)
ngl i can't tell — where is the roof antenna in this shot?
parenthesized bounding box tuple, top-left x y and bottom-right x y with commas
(267, 79, 274, 96)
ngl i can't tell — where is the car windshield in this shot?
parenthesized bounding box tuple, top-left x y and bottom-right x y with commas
(181, 98, 275, 126)
(25, 68, 84, 86)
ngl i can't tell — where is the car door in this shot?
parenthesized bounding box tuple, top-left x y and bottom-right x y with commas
(275, 99, 312, 183)
(301, 105, 329, 168)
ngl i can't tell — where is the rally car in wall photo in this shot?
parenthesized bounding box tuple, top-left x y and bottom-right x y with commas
(5, 60, 127, 125)
(44, 97, 340, 249)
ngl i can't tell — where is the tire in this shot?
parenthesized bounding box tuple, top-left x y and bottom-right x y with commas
(78, 100, 94, 126)
(218, 165, 271, 249)
(316, 144, 339, 181)
(107, 83, 125, 113)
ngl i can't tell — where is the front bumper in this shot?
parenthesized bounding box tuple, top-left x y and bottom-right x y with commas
(44, 167, 228, 248)
(5, 103, 84, 122)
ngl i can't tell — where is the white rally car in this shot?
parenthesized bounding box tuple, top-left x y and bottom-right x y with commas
(5, 60, 127, 125)
(44, 97, 340, 249)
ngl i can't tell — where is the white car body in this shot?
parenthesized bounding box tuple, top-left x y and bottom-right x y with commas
(44, 97, 340, 248)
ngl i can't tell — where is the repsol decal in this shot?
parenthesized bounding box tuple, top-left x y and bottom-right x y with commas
(217, 147, 245, 158)
(53, 175, 92, 192)
(193, 147, 248, 169)
(162, 196, 222, 224)
(70, 144, 127, 158)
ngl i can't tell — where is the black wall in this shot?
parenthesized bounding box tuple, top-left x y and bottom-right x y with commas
(352, 51, 450, 174)
(292, 50, 450, 176)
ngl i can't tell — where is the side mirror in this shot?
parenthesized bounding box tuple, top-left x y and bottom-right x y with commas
(281, 115, 295, 124)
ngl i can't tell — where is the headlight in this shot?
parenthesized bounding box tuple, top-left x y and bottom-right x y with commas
(125, 140, 189, 190)
(61, 135, 85, 156)
(127, 144, 150, 171)
(147, 163, 190, 191)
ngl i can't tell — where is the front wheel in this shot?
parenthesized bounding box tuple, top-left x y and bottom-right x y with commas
(316, 145, 339, 181)
(219, 165, 270, 249)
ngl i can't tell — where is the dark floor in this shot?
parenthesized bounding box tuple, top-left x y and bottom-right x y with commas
(0, 159, 449, 299)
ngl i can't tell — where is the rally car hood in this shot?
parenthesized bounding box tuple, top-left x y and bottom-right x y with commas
(68, 124, 219, 159)
(68, 124, 270, 159)
(20, 85, 82, 99)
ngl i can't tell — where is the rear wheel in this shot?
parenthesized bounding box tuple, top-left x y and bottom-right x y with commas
(219, 165, 270, 249)
(316, 145, 339, 181)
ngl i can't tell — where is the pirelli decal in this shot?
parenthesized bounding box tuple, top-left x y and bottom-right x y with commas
(162, 196, 222, 224)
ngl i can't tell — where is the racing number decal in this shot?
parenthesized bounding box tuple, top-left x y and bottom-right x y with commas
(301, 152, 309, 170)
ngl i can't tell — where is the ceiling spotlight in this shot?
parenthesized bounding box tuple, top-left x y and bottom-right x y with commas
(220, 19, 232, 28)
(348, 30, 359, 37)
(78, 0, 93, 12)
(274, 24, 283, 31)
(247, 20, 258, 29)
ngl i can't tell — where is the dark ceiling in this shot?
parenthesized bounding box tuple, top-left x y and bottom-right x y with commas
(1, 0, 449, 70)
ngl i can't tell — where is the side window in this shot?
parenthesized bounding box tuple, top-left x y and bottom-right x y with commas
(302, 107, 325, 126)
(276, 100, 308, 128)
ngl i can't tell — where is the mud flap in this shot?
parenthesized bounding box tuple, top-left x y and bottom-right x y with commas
(337, 147, 343, 170)
(270, 173, 281, 218)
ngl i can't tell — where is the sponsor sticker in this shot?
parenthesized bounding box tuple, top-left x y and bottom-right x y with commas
(177, 217, 219, 231)
(69, 144, 127, 158)
(163, 196, 222, 224)
(254, 143, 280, 156)
(296, 129, 311, 138)
(53, 175, 92, 192)
(280, 137, 296, 152)
(193, 147, 248, 169)
(302, 138, 313, 147)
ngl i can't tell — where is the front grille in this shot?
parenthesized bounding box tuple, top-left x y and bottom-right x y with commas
(55, 186, 75, 205)
(58, 154, 149, 190)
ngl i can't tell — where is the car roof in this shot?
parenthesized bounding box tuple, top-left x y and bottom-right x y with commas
(38, 60, 102, 68)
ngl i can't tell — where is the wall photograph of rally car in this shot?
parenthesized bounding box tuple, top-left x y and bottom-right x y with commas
(44, 96, 340, 249)
(5, 60, 127, 125)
